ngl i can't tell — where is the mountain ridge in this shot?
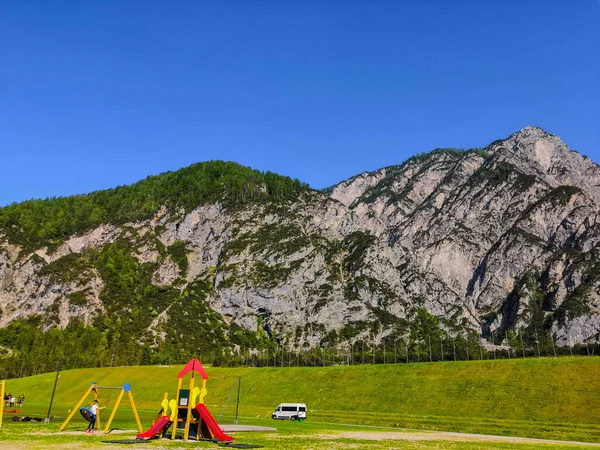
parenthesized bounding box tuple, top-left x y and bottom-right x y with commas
(1, 126, 599, 376)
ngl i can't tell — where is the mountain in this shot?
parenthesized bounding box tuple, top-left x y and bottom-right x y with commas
(0, 127, 599, 375)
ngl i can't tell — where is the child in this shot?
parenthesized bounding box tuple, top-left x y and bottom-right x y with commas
(86, 400, 104, 434)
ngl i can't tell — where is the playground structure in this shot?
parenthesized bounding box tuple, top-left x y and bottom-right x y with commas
(59, 382, 142, 434)
(136, 359, 234, 442)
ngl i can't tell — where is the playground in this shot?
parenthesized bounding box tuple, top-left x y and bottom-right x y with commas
(2, 419, 600, 449)
(0, 359, 254, 446)
(52, 359, 266, 444)
(1, 357, 600, 448)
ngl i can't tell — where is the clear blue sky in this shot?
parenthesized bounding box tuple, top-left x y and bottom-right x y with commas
(1, 1, 598, 206)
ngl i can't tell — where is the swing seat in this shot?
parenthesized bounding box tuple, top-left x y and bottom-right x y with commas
(80, 407, 94, 422)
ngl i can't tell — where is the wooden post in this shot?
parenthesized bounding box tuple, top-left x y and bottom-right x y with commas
(170, 378, 183, 440)
(95, 387, 101, 430)
(129, 391, 143, 432)
(59, 383, 96, 431)
(103, 388, 125, 434)
(183, 373, 196, 440)
(0, 380, 5, 429)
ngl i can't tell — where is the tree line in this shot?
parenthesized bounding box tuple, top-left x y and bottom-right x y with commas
(0, 161, 309, 251)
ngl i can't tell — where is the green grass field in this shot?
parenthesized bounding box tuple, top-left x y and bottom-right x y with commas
(1, 356, 600, 448)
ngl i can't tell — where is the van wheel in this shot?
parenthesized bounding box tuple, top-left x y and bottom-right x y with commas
(291, 415, 297, 421)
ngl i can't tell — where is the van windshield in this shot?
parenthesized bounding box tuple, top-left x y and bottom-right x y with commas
(299, 407, 306, 412)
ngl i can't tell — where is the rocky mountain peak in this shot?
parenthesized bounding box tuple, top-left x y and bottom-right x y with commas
(512, 125, 552, 139)
(487, 126, 600, 202)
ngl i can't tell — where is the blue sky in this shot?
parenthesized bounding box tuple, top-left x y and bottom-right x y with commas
(1, 1, 598, 206)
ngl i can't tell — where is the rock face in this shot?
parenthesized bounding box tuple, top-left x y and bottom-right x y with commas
(1, 127, 599, 348)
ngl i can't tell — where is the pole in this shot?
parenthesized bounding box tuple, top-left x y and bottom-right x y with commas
(428, 335, 432, 362)
(569, 334, 573, 356)
(491, 332, 496, 360)
(372, 340, 375, 365)
(362, 340, 365, 365)
(535, 328, 541, 358)
(45, 357, 62, 423)
(0, 379, 4, 429)
(103, 388, 125, 433)
(60, 383, 96, 432)
(453, 337, 456, 361)
(520, 330, 525, 358)
(128, 391, 142, 432)
(234, 377, 241, 424)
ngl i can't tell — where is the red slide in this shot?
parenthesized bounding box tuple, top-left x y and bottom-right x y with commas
(195, 404, 234, 442)
(136, 416, 170, 440)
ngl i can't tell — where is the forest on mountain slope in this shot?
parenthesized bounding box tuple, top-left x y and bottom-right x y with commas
(0, 161, 309, 251)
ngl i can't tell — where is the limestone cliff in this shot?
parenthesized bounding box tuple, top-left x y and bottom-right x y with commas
(1, 127, 598, 351)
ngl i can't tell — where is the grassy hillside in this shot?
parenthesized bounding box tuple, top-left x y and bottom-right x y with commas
(5, 357, 600, 442)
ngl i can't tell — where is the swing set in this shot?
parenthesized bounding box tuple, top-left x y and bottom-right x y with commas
(59, 382, 142, 434)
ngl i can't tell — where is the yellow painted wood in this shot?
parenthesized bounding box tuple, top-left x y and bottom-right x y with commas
(0, 380, 5, 429)
(183, 375, 195, 440)
(129, 391, 143, 432)
(169, 399, 177, 422)
(102, 388, 124, 434)
(170, 378, 183, 440)
(59, 384, 95, 431)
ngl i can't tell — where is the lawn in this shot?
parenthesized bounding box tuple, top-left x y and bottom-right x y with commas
(1, 356, 600, 446)
(1, 419, 600, 450)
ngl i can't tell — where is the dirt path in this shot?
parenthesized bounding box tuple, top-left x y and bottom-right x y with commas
(14, 427, 600, 449)
(321, 430, 600, 447)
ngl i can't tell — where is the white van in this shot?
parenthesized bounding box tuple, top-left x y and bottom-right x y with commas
(271, 403, 307, 420)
